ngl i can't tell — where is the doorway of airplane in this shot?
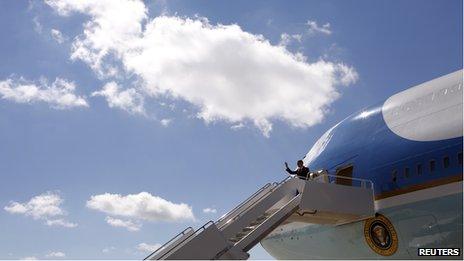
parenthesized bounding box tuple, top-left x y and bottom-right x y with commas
(335, 165, 353, 186)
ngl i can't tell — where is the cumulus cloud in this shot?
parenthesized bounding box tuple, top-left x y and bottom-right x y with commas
(50, 29, 66, 43)
(45, 251, 66, 258)
(4, 192, 77, 228)
(45, 0, 358, 136)
(86, 192, 195, 223)
(102, 246, 116, 253)
(45, 0, 148, 76)
(202, 208, 217, 214)
(279, 33, 302, 46)
(46, 218, 78, 228)
(0, 77, 88, 109)
(33, 16, 42, 34)
(231, 123, 245, 130)
(92, 82, 145, 114)
(336, 64, 359, 85)
(136, 243, 161, 253)
(105, 216, 141, 231)
(307, 20, 332, 35)
(160, 118, 172, 127)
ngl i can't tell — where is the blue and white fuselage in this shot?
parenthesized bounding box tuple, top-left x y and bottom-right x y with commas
(261, 70, 463, 259)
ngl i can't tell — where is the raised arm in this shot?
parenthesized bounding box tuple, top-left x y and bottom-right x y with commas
(285, 162, 297, 174)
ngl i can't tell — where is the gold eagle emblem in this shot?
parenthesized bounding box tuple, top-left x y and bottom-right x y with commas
(364, 214, 398, 256)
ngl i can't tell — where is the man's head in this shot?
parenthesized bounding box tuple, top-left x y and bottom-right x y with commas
(297, 160, 304, 167)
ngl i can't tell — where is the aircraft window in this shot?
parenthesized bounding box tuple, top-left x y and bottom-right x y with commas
(458, 152, 463, 165)
(430, 160, 436, 172)
(404, 167, 410, 178)
(391, 169, 397, 182)
(416, 164, 422, 175)
(443, 156, 450, 168)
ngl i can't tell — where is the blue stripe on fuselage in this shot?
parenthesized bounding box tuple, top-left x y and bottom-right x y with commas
(306, 103, 463, 197)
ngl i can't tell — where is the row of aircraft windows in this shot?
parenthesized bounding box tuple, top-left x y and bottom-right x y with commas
(391, 152, 462, 182)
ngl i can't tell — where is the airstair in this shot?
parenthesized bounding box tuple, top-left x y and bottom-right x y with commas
(145, 172, 375, 260)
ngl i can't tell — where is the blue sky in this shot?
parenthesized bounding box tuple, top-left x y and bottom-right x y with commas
(0, 0, 462, 259)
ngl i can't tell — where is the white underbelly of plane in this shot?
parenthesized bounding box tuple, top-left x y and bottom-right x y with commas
(261, 182, 463, 259)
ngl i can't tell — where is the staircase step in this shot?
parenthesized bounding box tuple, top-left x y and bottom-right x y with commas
(250, 217, 268, 226)
(229, 238, 239, 243)
(242, 226, 255, 232)
(250, 218, 266, 225)
(236, 231, 250, 237)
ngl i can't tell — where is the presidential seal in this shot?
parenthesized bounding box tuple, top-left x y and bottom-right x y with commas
(364, 214, 398, 256)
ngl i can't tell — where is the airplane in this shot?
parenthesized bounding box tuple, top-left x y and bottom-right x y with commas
(261, 69, 463, 259)
(146, 69, 462, 260)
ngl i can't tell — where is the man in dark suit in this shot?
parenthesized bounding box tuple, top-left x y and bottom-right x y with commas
(285, 160, 310, 179)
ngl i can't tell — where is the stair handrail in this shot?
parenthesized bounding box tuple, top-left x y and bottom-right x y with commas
(235, 193, 301, 252)
(152, 176, 295, 259)
(278, 175, 293, 184)
(221, 176, 294, 227)
(157, 221, 214, 260)
(144, 226, 193, 260)
(313, 173, 374, 189)
(216, 182, 272, 226)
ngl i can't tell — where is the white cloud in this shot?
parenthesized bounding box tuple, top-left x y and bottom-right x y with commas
(136, 243, 161, 253)
(231, 123, 244, 130)
(86, 192, 195, 222)
(160, 118, 172, 127)
(105, 216, 141, 231)
(92, 82, 145, 114)
(33, 16, 42, 34)
(307, 20, 332, 35)
(45, 251, 66, 258)
(336, 63, 359, 85)
(102, 246, 116, 253)
(279, 33, 302, 46)
(4, 192, 77, 228)
(202, 208, 217, 214)
(45, 0, 148, 76)
(20, 256, 37, 260)
(0, 77, 88, 109)
(5, 192, 64, 219)
(46, 219, 78, 228)
(50, 29, 66, 44)
(160, 102, 176, 110)
(45, 0, 358, 136)
(4, 202, 28, 214)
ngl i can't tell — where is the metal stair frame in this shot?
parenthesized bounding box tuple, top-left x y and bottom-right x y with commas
(216, 182, 277, 230)
(231, 194, 301, 254)
(145, 173, 376, 260)
(164, 222, 230, 260)
(144, 227, 194, 260)
(298, 173, 375, 225)
(220, 177, 304, 240)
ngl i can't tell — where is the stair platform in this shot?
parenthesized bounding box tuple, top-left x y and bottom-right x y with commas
(145, 173, 375, 260)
